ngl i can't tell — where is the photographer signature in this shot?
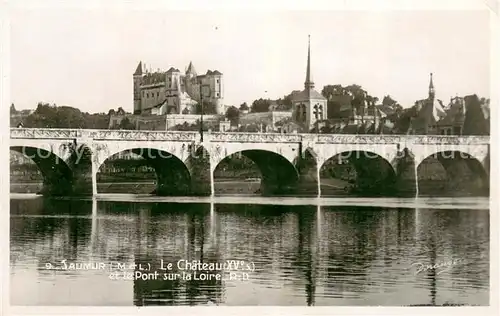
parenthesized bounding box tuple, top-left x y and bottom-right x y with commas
(411, 258, 468, 275)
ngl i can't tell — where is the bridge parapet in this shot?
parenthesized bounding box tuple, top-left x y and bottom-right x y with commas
(81, 130, 199, 142)
(209, 132, 302, 143)
(10, 128, 489, 145)
(10, 128, 81, 139)
(315, 134, 489, 145)
(10, 128, 200, 142)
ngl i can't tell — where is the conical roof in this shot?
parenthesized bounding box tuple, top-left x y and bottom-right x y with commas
(186, 61, 197, 75)
(133, 61, 143, 75)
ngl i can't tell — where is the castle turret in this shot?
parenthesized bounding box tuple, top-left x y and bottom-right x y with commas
(205, 70, 224, 114)
(133, 61, 144, 114)
(186, 61, 197, 78)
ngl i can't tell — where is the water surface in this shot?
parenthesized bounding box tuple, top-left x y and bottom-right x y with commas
(10, 196, 489, 306)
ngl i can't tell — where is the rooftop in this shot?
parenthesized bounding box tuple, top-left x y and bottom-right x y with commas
(141, 72, 166, 86)
(292, 88, 327, 101)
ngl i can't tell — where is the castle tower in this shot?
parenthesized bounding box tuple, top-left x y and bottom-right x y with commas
(133, 61, 144, 114)
(185, 61, 197, 100)
(292, 35, 327, 131)
(210, 70, 224, 114)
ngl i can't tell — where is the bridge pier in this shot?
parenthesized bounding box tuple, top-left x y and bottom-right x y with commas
(92, 159, 98, 196)
(316, 166, 321, 197)
(210, 163, 215, 197)
(294, 148, 319, 196)
(185, 145, 212, 196)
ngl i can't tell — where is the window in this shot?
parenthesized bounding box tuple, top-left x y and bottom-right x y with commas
(313, 104, 323, 120)
(157, 92, 159, 97)
(217, 79, 219, 84)
(142, 91, 144, 97)
(147, 93, 149, 98)
(216, 92, 219, 97)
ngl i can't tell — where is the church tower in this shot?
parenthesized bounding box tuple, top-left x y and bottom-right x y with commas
(292, 35, 327, 131)
(428, 72, 435, 100)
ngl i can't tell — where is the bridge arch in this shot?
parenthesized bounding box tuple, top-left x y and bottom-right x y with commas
(416, 150, 489, 196)
(96, 147, 192, 196)
(319, 150, 397, 196)
(212, 149, 300, 196)
(10, 146, 73, 195)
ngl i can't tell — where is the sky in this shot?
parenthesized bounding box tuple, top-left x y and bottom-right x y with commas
(9, 7, 491, 113)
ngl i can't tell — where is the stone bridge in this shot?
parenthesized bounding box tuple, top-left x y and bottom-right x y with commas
(10, 128, 490, 197)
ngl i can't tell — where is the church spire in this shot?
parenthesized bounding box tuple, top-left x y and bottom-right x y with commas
(429, 72, 435, 99)
(304, 35, 314, 89)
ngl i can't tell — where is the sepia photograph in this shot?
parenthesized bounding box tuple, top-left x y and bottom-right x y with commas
(3, 0, 497, 313)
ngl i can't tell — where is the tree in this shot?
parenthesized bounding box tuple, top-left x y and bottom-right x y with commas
(116, 107, 126, 115)
(321, 84, 345, 99)
(196, 101, 217, 115)
(274, 93, 294, 111)
(392, 105, 419, 134)
(382, 95, 398, 107)
(238, 123, 260, 132)
(85, 113, 110, 129)
(25, 102, 87, 128)
(225, 106, 240, 125)
(57, 106, 87, 128)
(118, 117, 135, 130)
(107, 109, 116, 116)
(463, 94, 489, 135)
(239, 102, 249, 112)
(251, 98, 271, 113)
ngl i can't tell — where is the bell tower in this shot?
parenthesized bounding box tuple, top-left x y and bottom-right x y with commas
(291, 35, 327, 131)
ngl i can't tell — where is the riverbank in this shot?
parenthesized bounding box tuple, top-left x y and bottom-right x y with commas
(10, 177, 461, 197)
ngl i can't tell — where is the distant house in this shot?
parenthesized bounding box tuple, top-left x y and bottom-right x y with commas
(436, 97, 465, 135)
(219, 119, 231, 132)
(142, 100, 167, 116)
(276, 118, 305, 133)
(238, 110, 292, 132)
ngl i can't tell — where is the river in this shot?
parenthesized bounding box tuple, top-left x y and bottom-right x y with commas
(9, 195, 489, 306)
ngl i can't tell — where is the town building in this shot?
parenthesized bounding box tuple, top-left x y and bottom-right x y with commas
(436, 96, 466, 135)
(238, 110, 293, 133)
(108, 113, 222, 131)
(133, 61, 225, 116)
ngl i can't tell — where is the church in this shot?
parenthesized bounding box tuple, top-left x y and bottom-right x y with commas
(291, 36, 328, 131)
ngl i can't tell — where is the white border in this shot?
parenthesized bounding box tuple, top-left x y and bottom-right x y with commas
(1, 0, 499, 315)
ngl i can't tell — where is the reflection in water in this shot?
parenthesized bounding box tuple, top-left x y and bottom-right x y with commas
(10, 197, 489, 306)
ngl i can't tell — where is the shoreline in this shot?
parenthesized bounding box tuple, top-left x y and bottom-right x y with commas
(9, 193, 490, 210)
(9, 178, 475, 197)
